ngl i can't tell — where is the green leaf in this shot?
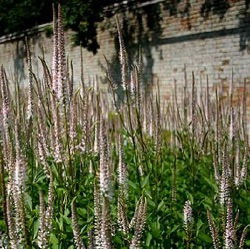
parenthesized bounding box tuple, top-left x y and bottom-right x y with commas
(157, 200, 165, 211)
(50, 233, 59, 245)
(25, 192, 32, 210)
(128, 180, 137, 189)
(151, 227, 161, 239)
(186, 193, 194, 204)
(141, 175, 149, 188)
(146, 233, 152, 246)
(33, 219, 39, 239)
(147, 196, 155, 208)
(198, 232, 212, 243)
(144, 189, 152, 199)
(78, 208, 87, 217)
(196, 219, 204, 236)
(62, 215, 71, 225)
(170, 225, 179, 234)
(64, 208, 70, 217)
(204, 176, 217, 191)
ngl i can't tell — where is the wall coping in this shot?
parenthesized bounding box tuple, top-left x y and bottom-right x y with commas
(104, 0, 165, 13)
(0, 22, 52, 44)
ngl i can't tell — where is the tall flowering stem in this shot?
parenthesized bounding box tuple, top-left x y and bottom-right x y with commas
(118, 133, 128, 196)
(224, 198, 234, 249)
(99, 116, 111, 198)
(219, 146, 231, 205)
(25, 37, 33, 122)
(57, 2, 67, 103)
(101, 196, 112, 249)
(207, 210, 219, 249)
(71, 200, 86, 249)
(52, 3, 58, 94)
(94, 182, 102, 248)
(183, 200, 193, 249)
(129, 196, 147, 249)
(38, 191, 46, 249)
(116, 15, 129, 94)
(239, 225, 250, 249)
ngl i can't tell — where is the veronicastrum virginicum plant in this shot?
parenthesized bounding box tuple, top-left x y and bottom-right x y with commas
(0, 2, 250, 249)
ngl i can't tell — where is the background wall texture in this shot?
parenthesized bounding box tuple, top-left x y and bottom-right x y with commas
(0, 0, 250, 102)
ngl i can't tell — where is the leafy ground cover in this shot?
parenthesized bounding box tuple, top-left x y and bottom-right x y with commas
(0, 3, 250, 249)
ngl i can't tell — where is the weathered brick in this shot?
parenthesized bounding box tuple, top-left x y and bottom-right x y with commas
(0, 0, 249, 107)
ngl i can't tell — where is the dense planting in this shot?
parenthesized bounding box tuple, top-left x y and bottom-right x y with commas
(0, 3, 250, 249)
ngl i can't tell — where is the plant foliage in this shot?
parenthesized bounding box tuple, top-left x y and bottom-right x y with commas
(0, 2, 250, 249)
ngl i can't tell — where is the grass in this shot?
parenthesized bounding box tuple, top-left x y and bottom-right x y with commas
(0, 3, 250, 249)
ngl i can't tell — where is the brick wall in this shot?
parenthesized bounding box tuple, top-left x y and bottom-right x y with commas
(0, 0, 250, 103)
